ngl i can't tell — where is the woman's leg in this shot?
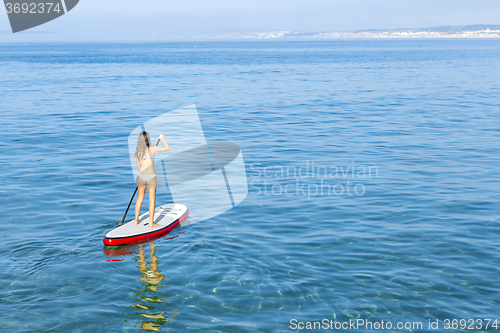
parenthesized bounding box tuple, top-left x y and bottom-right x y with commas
(148, 187, 159, 227)
(135, 186, 146, 224)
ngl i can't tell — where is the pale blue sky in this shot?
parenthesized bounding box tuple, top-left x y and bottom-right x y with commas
(1, 0, 499, 41)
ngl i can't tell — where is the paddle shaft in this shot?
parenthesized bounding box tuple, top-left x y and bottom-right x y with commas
(119, 138, 161, 225)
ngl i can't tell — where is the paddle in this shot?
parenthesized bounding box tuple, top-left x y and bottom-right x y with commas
(119, 137, 161, 225)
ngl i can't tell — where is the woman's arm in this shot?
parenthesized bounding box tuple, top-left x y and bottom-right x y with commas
(152, 134, 170, 153)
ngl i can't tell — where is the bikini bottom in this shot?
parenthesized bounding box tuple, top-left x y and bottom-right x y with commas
(137, 173, 157, 189)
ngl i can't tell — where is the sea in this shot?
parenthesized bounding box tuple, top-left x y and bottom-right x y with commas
(0, 39, 500, 332)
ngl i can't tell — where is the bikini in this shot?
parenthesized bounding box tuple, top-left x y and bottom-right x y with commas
(137, 154, 157, 188)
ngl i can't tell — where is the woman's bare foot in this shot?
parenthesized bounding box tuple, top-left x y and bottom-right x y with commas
(134, 219, 141, 225)
(149, 222, 160, 228)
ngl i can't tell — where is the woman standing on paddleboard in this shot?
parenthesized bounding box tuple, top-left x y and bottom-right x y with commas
(134, 132, 170, 227)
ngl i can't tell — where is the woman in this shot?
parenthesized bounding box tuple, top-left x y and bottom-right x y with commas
(134, 132, 170, 227)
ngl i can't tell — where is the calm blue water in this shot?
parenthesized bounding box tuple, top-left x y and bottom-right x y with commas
(1, 40, 500, 332)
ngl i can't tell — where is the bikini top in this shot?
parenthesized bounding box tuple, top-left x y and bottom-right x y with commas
(139, 150, 155, 161)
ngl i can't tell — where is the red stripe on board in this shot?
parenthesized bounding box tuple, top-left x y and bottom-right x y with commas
(103, 210, 189, 246)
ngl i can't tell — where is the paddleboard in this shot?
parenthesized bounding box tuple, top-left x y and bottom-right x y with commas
(103, 203, 189, 246)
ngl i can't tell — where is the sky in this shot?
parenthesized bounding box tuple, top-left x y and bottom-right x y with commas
(1, 0, 500, 41)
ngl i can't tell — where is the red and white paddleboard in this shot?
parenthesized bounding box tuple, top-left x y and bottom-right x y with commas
(103, 204, 189, 246)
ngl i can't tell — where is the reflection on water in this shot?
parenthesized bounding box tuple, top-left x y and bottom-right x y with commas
(130, 242, 179, 331)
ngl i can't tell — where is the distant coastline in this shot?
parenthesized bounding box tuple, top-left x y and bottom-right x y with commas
(186, 25, 500, 39)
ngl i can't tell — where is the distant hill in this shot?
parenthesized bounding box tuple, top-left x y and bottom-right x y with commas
(159, 25, 500, 39)
(355, 24, 500, 33)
